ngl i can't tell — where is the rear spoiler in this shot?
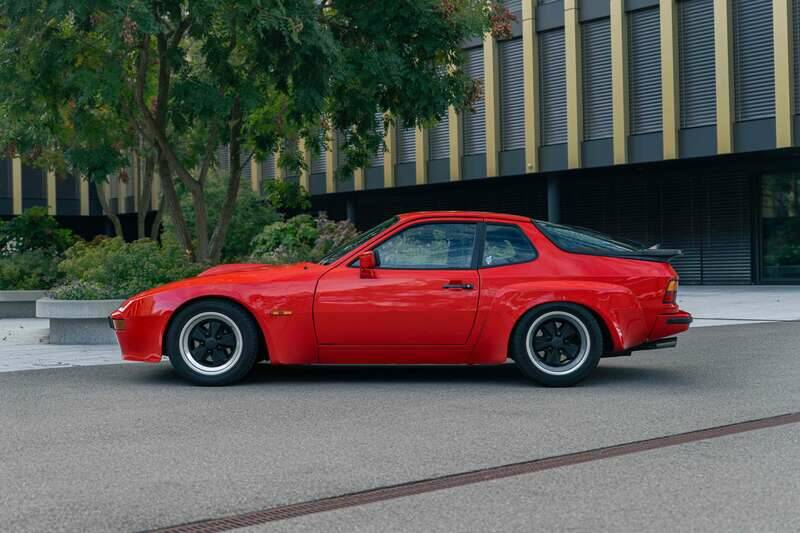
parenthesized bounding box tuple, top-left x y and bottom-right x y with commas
(611, 248, 684, 263)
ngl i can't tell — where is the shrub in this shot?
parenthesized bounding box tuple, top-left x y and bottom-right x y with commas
(51, 237, 202, 300)
(0, 206, 76, 256)
(0, 249, 63, 290)
(250, 213, 358, 264)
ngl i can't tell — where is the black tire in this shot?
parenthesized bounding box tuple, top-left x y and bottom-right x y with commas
(511, 303, 603, 387)
(166, 299, 260, 386)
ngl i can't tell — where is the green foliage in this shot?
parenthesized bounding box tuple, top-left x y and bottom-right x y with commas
(51, 237, 202, 300)
(262, 179, 311, 212)
(169, 170, 282, 261)
(0, 249, 63, 290)
(0, 207, 76, 256)
(250, 213, 359, 264)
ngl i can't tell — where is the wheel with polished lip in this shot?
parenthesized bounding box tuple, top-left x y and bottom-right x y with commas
(511, 303, 603, 387)
(166, 300, 260, 385)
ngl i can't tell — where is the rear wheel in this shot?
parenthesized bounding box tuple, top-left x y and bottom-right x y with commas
(166, 300, 260, 386)
(512, 303, 602, 387)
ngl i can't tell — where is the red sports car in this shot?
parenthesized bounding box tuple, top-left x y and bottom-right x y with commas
(110, 211, 692, 386)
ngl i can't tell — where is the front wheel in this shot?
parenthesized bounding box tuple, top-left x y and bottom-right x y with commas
(511, 303, 603, 387)
(166, 300, 260, 386)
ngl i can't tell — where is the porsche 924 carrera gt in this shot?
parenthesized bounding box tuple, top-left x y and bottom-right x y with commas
(110, 211, 692, 386)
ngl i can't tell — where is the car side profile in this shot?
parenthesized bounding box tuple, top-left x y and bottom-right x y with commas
(110, 211, 692, 386)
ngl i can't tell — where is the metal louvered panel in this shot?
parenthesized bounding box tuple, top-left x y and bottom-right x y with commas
(262, 153, 276, 180)
(660, 176, 702, 284)
(369, 113, 385, 167)
(463, 46, 486, 155)
(733, 0, 775, 121)
(217, 145, 230, 172)
(428, 112, 450, 160)
(499, 38, 525, 150)
(503, 0, 522, 13)
(581, 18, 612, 140)
(310, 132, 327, 174)
(795, 0, 800, 113)
(240, 153, 252, 182)
(628, 7, 662, 135)
(701, 174, 752, 284)
(678, 0, 716, 128)
(398, 125, 416, 164)
(539, 29, 567, 145)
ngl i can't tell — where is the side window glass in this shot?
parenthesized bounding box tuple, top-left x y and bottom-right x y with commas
(375, 223, 477, 269)
(482, 224, 537, 267)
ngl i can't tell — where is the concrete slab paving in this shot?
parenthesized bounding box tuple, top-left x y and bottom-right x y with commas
(1, 322, 799, 532)
(246, 424, 800, 533)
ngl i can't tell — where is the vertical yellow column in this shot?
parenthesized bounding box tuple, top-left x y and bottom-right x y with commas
(325, 131, 337, 193)
(11, 157, 22, 215)
(448, 107, 463, 180)
(565, 0, 582, 168)
(79, 177, 89, 215)
(774, 0, 794, 148)
(484, 34, 501, 177)
(298, 138, 311, 191)
(151, 166, 161, 209)
(47, 170, 57, 215)
(611, 0, 629, 164)
(250, 156, 261, 193)
(661, 0, 680, 159)
(522, 0, 540, 173)
(415, 126, 429, 184)
(384, 122, 397, 187)
(714, 0, 734, 154)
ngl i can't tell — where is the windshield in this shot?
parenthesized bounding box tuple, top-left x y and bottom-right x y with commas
(318, 216, 399, 265)
(534, 220, 644, 254)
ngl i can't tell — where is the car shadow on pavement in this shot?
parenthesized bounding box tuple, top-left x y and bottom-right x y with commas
(123, 360, 687, 389)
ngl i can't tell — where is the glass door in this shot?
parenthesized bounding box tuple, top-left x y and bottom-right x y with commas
(761, 174, 800, 283)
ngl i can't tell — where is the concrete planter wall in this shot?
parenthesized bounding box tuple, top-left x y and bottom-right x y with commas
(36, 298, 124, 345)
(0, 290, 47, 318)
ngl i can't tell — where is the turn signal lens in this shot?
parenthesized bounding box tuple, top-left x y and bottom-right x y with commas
(111, 318, 126, 331)
(663, 279, 679, 304)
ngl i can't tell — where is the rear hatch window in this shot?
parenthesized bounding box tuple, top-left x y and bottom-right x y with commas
(534, 220, 681, 262)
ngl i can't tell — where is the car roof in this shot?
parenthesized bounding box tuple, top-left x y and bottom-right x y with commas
(396, 211, 532, 224)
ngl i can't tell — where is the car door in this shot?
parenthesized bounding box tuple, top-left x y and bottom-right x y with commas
(314, 221, 481, 347)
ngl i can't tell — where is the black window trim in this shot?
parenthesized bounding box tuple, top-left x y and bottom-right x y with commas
(349, 220, 483, 271)
(478, 222, 539, 269)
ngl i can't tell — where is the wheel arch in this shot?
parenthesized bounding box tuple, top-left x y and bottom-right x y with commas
(162, 295, 269, 361)
(506, 301, 617, 359)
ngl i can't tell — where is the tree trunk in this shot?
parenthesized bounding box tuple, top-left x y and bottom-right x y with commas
(157, 150, 195, 260)
(208, 99, 244, 263)
(93, 181, 125, 238)
(150, 196, 165, 241)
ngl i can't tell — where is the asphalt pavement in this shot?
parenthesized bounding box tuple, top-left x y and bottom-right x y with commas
(2, 321, 799, 532)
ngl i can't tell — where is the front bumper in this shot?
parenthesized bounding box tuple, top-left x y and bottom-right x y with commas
(109, 309, 165, 363)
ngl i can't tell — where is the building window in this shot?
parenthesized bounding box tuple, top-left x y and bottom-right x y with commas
(262, 152, 276, 180)
(310, 131, 327, 175)
(463, 46, 486, 156)
(539, 28, 567, 145)
(628, 7, 662, 135)
(762, 174, 800, 282)
(397, 124, 416, 164)
(733, 0, 775, 122)
(428, 112, 449, 161)
(678, 0, 716, 128)
(581, 17, 612, 140)
(499, 38, 525, 151)
(369, 112, 385, 167)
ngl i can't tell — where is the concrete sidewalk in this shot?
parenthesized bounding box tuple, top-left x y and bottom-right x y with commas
(679, 285, 800, 327)
(0, 285, 797, 373)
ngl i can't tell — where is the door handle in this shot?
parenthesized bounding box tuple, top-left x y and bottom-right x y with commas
(442, 283, 474, 290)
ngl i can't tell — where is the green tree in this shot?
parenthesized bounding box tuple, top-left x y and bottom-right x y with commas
(0, 0, 511, 262)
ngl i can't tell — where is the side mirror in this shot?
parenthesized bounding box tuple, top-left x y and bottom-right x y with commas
(359, 251, 377, 278)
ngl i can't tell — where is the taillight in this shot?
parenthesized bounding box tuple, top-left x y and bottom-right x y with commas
(663, 279, 679, 304)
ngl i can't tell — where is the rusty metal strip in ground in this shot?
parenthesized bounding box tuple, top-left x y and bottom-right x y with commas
(148, 412, 800, 533)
